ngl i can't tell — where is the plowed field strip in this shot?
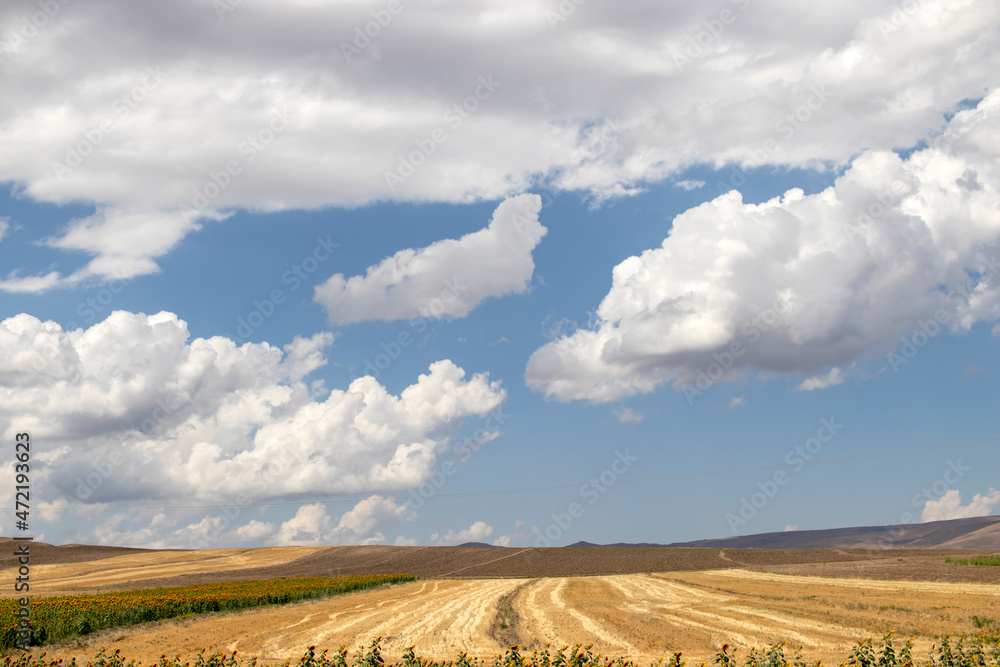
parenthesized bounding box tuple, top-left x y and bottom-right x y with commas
(703, 568, 1000, 594)
(0, 546, 327, 593)
(439, 549, 538, 577)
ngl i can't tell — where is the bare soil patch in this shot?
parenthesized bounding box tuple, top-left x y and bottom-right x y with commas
(0, 545, 328, 596)
(4, 543, 995, 595)
(0, 538, 160, 569)
(751, 553, 1000, 585)
(27, 545, 897, 591)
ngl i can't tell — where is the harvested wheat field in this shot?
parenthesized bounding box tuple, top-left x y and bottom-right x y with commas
(30, 578, 527, 664)
(513, 570, 1000, 664)
(5, 544, 998, 666)
(23, 571, 1000, 665)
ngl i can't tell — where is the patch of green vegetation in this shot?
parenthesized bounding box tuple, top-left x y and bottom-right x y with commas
(497, 597, 514, 630)
(945, 555, 1000, 566)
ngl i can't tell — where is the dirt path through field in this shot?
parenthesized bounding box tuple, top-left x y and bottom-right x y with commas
(439, 548, 537, 577)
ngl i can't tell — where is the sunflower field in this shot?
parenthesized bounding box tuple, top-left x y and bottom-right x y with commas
(0, 574, 416, 649)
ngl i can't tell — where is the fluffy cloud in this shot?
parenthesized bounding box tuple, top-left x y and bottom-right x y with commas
(526, 91, 1000, 402)
(675, 180, 706, 192)
(0, 207, 230, 291)
(796, 367, 846, 391)
(0, 310, 506, 507)
(270, 497, 410, 546)
(1, 1, 997, 289)
(613, 406, 644, 424)
(430, 520, 493, 545)
(70, 495, 413, 549)
(921, 488, 1000, 522)
(29, 208, 217, 287)
(0, 217, 8, 242)
(233, 520, 275, 543)
(315, 195, 546, 324)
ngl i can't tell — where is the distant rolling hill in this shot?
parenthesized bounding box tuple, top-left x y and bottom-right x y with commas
(574, 516, 1000, 550)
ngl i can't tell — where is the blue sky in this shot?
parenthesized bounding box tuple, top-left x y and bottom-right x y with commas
(1, 0, 999, 548)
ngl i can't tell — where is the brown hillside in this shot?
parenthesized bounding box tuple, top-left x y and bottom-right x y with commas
(84, 544, 1000, 590)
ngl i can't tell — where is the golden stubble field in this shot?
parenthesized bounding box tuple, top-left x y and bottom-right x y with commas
(2, 544, 998, 665)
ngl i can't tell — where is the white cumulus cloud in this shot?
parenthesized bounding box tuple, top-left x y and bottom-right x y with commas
(0, 310, 506, 508)
(1, 1, 997, 290)
(796, 367, 846, 391)
(613, 406, 645, 424)
(315, 194, 546, 324)
(270, 497, 410, 546)
(430, 520, 494, 545)
(75, 496, 414, 549)
(526, 91, 1000, 402)
(921, 489, 1000, 522)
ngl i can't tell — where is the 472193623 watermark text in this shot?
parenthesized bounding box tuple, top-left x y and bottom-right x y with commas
(13, 432, 33, 650)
